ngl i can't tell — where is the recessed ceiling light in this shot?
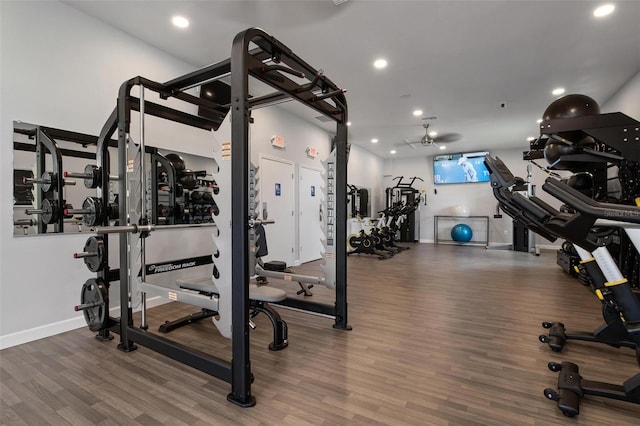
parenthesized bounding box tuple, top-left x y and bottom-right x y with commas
(429, 131, 438, 137)
(172, 15, 189, 28)
(439, 146, 446, 150)
(552, 87, 565, 96)
(527, 136, 535, 141)
(205, 91, 213, 97)
(371, 138, 378, 144)
(346, 121, 352, 126)
(373, 59, 387, 69)
(390, 150, 397, 154)
(593, 4, 615, 17)
(537, 118, 543, 124)
(413, 109, 423, 117)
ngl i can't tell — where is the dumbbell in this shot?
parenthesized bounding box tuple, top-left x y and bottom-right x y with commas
(64, 196, 118, 227)
(23, 172, 76, 193)
(64, 165, 118, 189)
(158, 203, 186, 219)
(73, 236, 104, 272)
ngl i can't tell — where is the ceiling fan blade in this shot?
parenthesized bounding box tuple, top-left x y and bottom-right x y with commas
(432, 133, 461, 143)
(401, 139, 417, 150)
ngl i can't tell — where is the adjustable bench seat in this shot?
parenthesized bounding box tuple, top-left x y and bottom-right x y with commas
(161, 276, 288, 351)
(176, 276, 287, 303)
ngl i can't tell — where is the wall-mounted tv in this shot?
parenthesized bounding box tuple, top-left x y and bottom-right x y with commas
(433, 151, 490, 185)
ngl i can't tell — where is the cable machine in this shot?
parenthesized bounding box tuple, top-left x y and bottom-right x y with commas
(386, 176, 423, 242)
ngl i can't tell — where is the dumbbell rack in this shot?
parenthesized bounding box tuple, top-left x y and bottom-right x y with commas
(151, 150, 218, 225)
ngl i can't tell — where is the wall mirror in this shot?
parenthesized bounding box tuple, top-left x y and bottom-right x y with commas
(12, 121, 217, 237)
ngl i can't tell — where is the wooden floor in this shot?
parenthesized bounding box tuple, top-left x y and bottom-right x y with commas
(2, 244, 639, 425)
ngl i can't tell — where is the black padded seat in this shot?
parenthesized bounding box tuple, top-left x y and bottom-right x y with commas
(177, 276, 287, 303)
(264, 261, 287, 272)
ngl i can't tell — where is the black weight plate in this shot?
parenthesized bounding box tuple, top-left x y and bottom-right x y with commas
(41, 198, 59, 224)
(82, 196, 102, 227)
(84, 164, 99, 188)
(83, 236, 104, 272)
(40, 171, 55, 193)
(80, 278, 108, 332)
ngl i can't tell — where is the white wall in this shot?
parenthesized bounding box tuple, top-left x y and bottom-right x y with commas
(347, 144, 385, 216)
(602, 70, 640, 117)
(0, 1, 212, 348)
(383, 147, 566, 246)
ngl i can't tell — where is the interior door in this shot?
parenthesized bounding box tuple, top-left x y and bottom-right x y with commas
(299, 166, 324, 264)
(259, 156, 295, 266)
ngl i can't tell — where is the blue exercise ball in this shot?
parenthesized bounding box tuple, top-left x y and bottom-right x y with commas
(451, 224, 473, 243)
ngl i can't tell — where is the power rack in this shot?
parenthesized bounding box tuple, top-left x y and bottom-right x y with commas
(86, 28, 349, 407)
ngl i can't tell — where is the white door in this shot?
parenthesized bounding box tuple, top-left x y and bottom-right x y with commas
(259, 156, 295, 266)
(299, 166, 324, 264)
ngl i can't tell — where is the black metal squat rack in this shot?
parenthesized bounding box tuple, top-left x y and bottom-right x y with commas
(86, 28, 349, 407)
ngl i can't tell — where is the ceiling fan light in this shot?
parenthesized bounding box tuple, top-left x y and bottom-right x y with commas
(594, 4, 615, 17)
(429, 131, 438, 137)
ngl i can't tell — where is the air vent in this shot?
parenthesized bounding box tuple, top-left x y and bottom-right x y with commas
(315, 115, 333, 123)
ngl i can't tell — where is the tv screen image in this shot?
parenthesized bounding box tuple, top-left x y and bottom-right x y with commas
(433, 152, 490, 185)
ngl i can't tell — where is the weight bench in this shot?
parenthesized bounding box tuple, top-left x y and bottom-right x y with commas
(158, 276, 289, 351)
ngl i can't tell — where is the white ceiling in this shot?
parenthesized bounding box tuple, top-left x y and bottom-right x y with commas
(65, 0, 640, 159)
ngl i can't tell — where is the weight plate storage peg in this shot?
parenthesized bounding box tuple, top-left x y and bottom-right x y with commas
(76, 278, 108, 332)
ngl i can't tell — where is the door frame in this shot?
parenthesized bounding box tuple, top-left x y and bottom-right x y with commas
(298, 164, 325, 264)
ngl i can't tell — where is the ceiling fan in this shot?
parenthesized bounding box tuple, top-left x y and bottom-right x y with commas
(400, 120, 461, 150)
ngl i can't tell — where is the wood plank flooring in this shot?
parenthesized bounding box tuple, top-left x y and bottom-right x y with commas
(2, 244, 640, 425)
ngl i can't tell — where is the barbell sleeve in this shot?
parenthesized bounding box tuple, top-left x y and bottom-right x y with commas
(64, 208, 91, 215)
(64, 171, 119, 180)
(22, 177, 76, 186)
(14, 219, 37, 226)
(25, 208, 44, 215)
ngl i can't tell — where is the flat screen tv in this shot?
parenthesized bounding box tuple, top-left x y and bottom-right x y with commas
(433, 151, 490, 185)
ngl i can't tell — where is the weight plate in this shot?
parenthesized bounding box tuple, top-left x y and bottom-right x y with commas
(80, 278, 108, 332)
(40, 171, 55, 193)
(82, 196, 103, 227)
(83, 236, 104, 272)
(41, 198, 59, 224)
(84, 164, 100, 189)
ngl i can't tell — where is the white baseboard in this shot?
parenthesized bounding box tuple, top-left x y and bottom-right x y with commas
(419, 239, 434, 244)
(0, 296, 166, 350)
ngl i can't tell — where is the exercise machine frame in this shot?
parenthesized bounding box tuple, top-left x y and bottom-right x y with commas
(88, 28, 348, 407)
